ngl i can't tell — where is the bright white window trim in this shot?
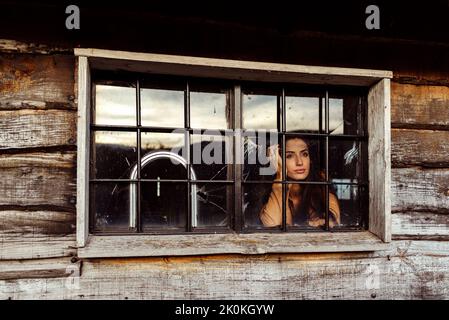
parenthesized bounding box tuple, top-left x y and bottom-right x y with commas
(75, 48, 392, 258)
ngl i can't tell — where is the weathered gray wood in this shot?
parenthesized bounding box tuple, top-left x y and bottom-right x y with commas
(1, 240, 449, 299)
(0, 258, 80, 281)
(76, 56, 91, 248)
(0, 210, 75, 240)
(0, 54, 75, 109)
(0, 109, 76, 149)
(368, 79, 392, 242)
(391, 82, 449, 130)
(0, 236, 76, 260)
(392, 212, 449, 238)
(75, 48, 392, 86)
(0, 152, 76, 209)
(391, 167, 449, 213)
(391, 129, 449, 167)
(79, 231, 389, 258)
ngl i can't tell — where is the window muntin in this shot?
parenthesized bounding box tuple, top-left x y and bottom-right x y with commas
(89, 73, 368, 235)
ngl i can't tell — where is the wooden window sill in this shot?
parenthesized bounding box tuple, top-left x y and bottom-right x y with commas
(78, 231, 390, 258)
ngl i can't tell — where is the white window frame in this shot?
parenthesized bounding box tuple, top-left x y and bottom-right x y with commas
(75, 48, 392, 258)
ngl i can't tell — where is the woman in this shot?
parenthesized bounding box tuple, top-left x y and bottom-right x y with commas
(259, 135, 340, 228)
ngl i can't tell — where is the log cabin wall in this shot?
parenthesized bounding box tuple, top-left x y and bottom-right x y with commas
(0, 2, 449, 299)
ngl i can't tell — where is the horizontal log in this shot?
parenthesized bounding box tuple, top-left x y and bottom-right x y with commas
(0, 39, 72, 54)
(0, 257, 79, 281)
(0, 236, 76, 260)
(392, 211, 449, 238)
(391, 167, 449, 213)
(0, 210, 75, 240)
(1, 240, 449, 299)
(0, 53, 75, 109)
(0, 152, 76, 209)
(0, 109, 76, 150)
(391, 129, 449, 167)
(391, 82, 449, 130)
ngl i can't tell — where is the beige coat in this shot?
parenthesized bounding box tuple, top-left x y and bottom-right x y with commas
(259, 182, 341, 227)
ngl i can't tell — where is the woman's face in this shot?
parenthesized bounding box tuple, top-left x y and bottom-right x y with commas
(285, 138, 310, 180)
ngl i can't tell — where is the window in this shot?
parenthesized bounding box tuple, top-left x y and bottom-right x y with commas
(76, 49, 392, 257)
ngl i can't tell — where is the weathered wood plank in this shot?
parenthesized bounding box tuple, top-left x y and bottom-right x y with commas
(391, 82, 449, 129)
(0, 257, 80, 281)
(392, 212, 449, 239)
(1, 240, 448, 299)
(0, 39, 72, 55)
(368, 79, 391, 242)
(78, 231, 388, 258)
(0, 109, 76, 150)
(0, 152, 76, 209)
(0, 210, 75, 240)
(391, 129, 449, 167)
(391, 167, 449, 213)
(0, 53, 75, 109)
(0, 236, 76, 260)
(76, 48, 392, 87)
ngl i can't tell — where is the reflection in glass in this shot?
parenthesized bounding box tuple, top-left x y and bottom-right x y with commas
(329, 96, 362, 135)
(141, 132, 186, 179)
(91, 182, 132, 232)
(195, 183, 232, 228)
(190, 133, 233, 181)
(92, 131, 137, 179)
(141, 87, 184, 128)
(94, 84, 136, 126)
(141, 182, 186, 229)
(190, 91, 229, 129)
(286, 96, 320, 132)
(329, 139, 367, 182)
(331, 184, 367, 228)
(242, 93, 277, 130)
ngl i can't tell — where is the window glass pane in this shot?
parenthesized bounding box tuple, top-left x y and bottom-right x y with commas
(243, 131, 281, 182)
(194, 183, 232, 228)
(92, 131, 137, 179)
(141, 132, 187, 180)
(243, 182, 284, 229)
(91, 182, 132, 232)
(190, 89, 229, 130)
(94, 84, 136, 126)
(242, 91, 277, 130)
(141, 182, 186, 230)
(329, 95, 363, 135)
(329, 138, 367, 183)
(331, 184, 368, 228)
(190, 132, 233, 181)
(141, 86, 184, 128)
(286, 95, 321, 132)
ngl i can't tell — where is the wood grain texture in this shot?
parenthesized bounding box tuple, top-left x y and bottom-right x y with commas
(0, 236, 76, 260)
(0, 39, 72, 54)
(391, 82, 449, 130)
(391, 167, 449, 213)
(78, 231, 389, 258)
(1, 240, 448, 299)
(0, 210, 75, 240)
(392, 212, 449, 239)
(368, 79, 391, 242)
(0, 152, 76, 209)
(0, 258, 79, 281)
(0, 109, 76, 150)
(0, 53, 75, 109)
(391, 129, 449, 167)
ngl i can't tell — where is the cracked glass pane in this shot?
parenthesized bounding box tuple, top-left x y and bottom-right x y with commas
(92, 131, 137, 179)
